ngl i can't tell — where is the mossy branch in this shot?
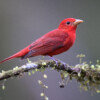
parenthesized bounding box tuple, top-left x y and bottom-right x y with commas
(0, 54, 100, 93)
(0, 60, 74, 81)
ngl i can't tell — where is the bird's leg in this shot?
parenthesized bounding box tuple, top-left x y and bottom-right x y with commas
(48, 56, 59, 66)
(48, 56, 66, 66)
(57, 59, 66, 66)
(48, 56, 68, 68)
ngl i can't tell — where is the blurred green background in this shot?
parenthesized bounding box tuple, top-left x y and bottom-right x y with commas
(0, 0, 100, 100)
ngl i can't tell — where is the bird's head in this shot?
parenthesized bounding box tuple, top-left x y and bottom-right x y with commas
(58, 18, 83, 32)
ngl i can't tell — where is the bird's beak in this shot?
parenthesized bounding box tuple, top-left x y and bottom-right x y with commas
(74, 19, 83, 26)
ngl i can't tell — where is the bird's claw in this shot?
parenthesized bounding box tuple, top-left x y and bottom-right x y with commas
(48, 56, 67, 67)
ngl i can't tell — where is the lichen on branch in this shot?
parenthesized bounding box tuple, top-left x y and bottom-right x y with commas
(0, 54, 100, 93)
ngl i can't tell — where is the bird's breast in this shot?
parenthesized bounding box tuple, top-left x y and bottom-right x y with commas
(64, 33, 76, 49)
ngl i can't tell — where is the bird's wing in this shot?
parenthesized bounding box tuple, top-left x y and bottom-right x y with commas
(21, 29, 68, 59)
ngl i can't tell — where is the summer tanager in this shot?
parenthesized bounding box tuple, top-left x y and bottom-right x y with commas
(0, 18, 83, 63)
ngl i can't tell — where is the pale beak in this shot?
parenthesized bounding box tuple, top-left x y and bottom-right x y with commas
(74, 19, 83, 25)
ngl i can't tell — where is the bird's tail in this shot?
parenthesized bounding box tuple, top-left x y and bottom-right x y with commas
(0, 53, 19, 64)
(0, 46, 29, 64)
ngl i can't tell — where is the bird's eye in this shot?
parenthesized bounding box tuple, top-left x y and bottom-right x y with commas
(66, 21, 70, 25)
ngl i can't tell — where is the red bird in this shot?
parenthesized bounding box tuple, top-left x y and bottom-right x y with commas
(0, 18, 83, 63)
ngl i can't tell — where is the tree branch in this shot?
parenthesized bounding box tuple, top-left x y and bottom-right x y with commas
(0, 60, 73, 81)
(0, 58, 100, 93)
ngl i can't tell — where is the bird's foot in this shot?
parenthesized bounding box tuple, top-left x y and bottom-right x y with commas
(48, 56, 60, 66)
(48, 56, 67, 67)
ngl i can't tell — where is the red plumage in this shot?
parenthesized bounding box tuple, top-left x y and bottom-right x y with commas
(0, 18, 83, 63)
